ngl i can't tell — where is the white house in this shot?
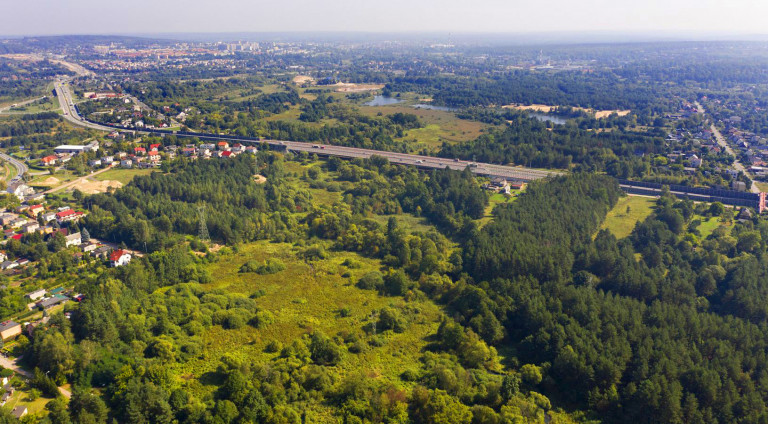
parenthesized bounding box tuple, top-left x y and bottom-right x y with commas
(109, 249, 132, 267)
(65, 232, 82, 247)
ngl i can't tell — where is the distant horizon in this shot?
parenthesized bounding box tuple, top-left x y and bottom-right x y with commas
(4, 30, 768, 46)
(4, 0, 768, 42)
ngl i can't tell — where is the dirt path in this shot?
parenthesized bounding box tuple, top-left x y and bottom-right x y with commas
(0, 354, 71, 399)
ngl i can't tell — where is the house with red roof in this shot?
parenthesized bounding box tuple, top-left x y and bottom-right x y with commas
(109, 249, 132, 267)
(134, 147, 146, 155)
(28, 205, 45, 217)
(41, 155, 58, 166)
(149, 143, 161, 150)
(55, 209, 82, 224)
(217, 141, 230, 150)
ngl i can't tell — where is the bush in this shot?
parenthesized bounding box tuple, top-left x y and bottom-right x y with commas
(309, 331, 342, 366)
(377, 307, 406, 333)
(265, 340, 283, 353)
(357, 271, 384, 290)
(241, 258, 287, 275)
(249, 310, 275, 329)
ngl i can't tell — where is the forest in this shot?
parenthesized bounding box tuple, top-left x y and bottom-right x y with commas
(6, 146, 766, 423)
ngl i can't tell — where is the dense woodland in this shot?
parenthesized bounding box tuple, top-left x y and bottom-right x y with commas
(6, 147, 765, 423)
(7, 39, 768, 423)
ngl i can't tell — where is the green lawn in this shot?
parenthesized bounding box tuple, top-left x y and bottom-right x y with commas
(599, 195, 656, 239)
(477, 188, 523, 227)
(696, 216, 732, 239)
(92, 168, 155, 184)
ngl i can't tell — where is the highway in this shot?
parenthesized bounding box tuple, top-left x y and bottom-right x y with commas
(51, 80, 564, 182)
(0, 151, 28, 182)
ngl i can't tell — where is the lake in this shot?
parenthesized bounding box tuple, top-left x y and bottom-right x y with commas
(364, 95, 403, 106)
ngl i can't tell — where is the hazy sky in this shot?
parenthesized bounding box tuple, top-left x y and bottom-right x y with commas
(3, 0, 768, 37)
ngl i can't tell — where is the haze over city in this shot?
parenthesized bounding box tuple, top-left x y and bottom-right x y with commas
(2, 0, 768, 39)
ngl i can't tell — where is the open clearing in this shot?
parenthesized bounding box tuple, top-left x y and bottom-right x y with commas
(333, 82, 385, 92)
(503, 103, 631, 118)
(292, 75, 315, 85)
(92, 168, 155, 184)
(359, 105, 489, 149)
(77, 179, 122, 194)
(599, 195, 656, 239)
(179, 241, 443, 420)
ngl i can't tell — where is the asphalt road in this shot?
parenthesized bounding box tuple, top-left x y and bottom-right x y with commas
(0, 96, 46, 114)
(695, 101, 759, 193)
(52, 84, 564, 182)
(0, 151, 28, 182)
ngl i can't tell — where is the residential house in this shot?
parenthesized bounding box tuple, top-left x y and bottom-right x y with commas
(91, 245, 112, 259)
(88, 159, 103, 167)
(121, 159, 133, 168)
(0, 261, 16, 270)
(56, 209, 78, 224)
(0, 252, 5, 262)
(26, 288, 46, 300)
(65, 232, 82, 247)
(28, 204, 45, 217)
(109, 249, 132, 267)
(20, 222, 39, 234)
(0, 214, 15, 226)
(0, 321, 21, 340)
(689, 154, 702, 168)
(38, 294, 68, 310)
(217, 141, 230, 150)
(11, 406, 27, 419)
(6, 182, 34, 200)
(15, 259, 29, 267)
(41, 155, 58, 166)
(81, 243, 99, 253)
(10, 218, 28, 229)
(41, 212, 57, 223)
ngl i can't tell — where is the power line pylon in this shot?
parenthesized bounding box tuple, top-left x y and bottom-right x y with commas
(198, 205, 209, 241)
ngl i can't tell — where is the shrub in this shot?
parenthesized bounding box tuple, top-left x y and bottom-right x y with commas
(309, 331, 342, 366)
(240, 258, 286, 274)
(377, 307, 406, 333)
(357, 271, 384, 290)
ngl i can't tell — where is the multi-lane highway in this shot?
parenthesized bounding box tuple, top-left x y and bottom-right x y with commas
(51, 80, 563, 182)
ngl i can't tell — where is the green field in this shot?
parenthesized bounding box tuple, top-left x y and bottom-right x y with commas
(599, 195, 656, 239)
(92, 168, 155, 184)
(358, 104, 489, 151)
(696, 216, 732, 239)
(180, 241, 444, 419)
(478, 189, 523, 227)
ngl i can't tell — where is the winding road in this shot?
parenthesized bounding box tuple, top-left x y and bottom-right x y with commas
(0, 152, 28, 183)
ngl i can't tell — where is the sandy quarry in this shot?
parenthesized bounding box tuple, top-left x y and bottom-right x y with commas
(253, 174, 267, 184)
(75, 179, 123, 194)
(292, 75, 315, 85)
(332, 82, 385, 93)
(503, 103, 631, 118)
